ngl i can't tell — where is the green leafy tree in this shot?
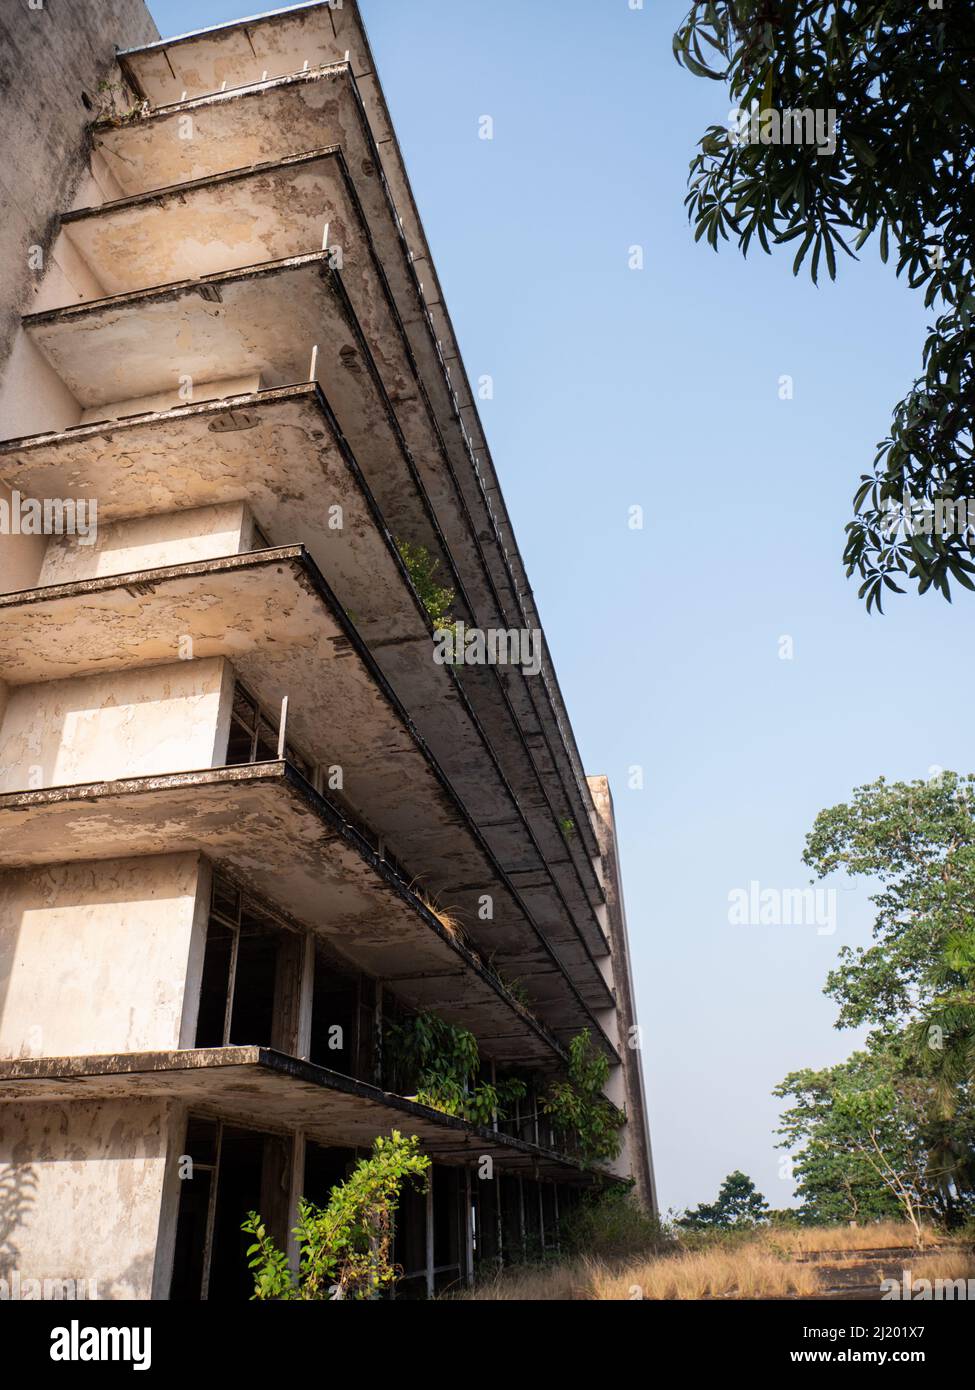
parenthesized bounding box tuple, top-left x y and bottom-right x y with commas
(679, 1171, 770, 1230)
(775, 1054, 921, 1228)
(542, 1030, 626, 1164)
(674, 2, 975, 608)
(804, 773, 975, 1069)
(800, 772, 975, 1219)
(242, 1132, 430, 1301)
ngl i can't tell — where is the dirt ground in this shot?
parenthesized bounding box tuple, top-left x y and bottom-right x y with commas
(798, 1246, 935, 1300)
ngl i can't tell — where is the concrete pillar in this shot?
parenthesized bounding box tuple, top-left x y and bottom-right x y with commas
(424, 1170, 435, 1300)
(464, 1169, 474, 1288)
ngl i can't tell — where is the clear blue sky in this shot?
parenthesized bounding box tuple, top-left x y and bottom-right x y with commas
(147, 0, 971, 1214)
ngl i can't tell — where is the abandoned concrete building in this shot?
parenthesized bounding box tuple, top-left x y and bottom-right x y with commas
(0, 0, 655, 1298)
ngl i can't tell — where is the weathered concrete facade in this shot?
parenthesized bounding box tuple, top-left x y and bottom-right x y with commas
(0, 1, 655, 1298)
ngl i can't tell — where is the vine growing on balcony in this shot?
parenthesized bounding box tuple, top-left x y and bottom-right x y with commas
(385, 1011, 526, 1127)
(242, 1132, 430, 1301)
(542, 1029, 626, 1165)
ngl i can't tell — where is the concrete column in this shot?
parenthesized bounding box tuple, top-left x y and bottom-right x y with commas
(425, 1169, 435, 1300)
(517, 1176, 526, 1261)
(464, 1169, 474, 1288)
(287, 1131, 306, 1277)
(296, 935, 315, 1061)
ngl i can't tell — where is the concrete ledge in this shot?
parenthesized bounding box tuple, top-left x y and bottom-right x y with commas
(24, 254, 346, 411)
(118, 5, 349, 104)
(0, 1047, 605, 1182)
(58, 148, 350, 295)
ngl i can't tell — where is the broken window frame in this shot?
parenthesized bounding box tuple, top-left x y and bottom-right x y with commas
(196, 874, 303, 1053)
(171, 1115, 293, 1301)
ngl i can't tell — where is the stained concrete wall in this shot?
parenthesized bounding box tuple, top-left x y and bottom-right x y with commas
(39, 501, 256, 585)
(0, 1098, 175, 1299)
(0, 0, 158, 387)
(587, 776, 658, 1212)
(0, 484, 47, 595)
(0, 853, 210, 1059)
(0, 656, 233, 793)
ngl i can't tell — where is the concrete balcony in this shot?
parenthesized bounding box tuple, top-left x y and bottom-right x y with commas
(0, 763, 610, 1061)
(94, 52, 604, 886)
(117, 5, 354, 104)
(0, 1048, 605, 1183)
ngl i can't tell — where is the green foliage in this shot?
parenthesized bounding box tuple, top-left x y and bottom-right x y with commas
(678, 1170, 770, 1231)
(499, 975, 532, 1011)
(484, 955, 535, 1014)
(242, 1132, 430, 1301)
(92, 79, 146, 126)
(674, 2, 975, 608)
(775, 1055, 918, 1228)
(804, 774, 975, 1093)
(385, 1011, 526, 1126)
(560, 1184, 672, 1260)
(542, 1030, 626, 1164)
(397, 540, 456, 631)
(779, 773, 975, 1229)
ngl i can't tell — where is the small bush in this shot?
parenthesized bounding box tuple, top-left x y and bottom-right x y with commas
(561, 1186, 673, 1261)
(676, 1224, 764, 1255)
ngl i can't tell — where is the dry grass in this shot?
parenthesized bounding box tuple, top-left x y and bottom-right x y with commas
(587, 1248, 822, 1301)
(909, 1250, 975, 1283)
(761, 1221, 940, 1255)
(457, 1260, 593, 1302)
(452, 1246, 822, 1301)
(450, 1222, 968, 1301)
(415, 891, 466, 944)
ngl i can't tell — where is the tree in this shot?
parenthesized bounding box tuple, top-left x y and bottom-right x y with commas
(242, 1132, 431, 1301)
(775, 1054, 930, 1233)
(803, 773, 975, 1062)
(679, 1171, 770, 1229)
(800, 772, 975, 1219)
(674, 2, 975, 609)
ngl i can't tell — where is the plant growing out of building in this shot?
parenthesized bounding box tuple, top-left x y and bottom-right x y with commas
(92, 79, 148, 126)
(385, 1010, 526, 1126)
(397, 540, 456, 632)
(497, 972, 533, 1013)
(542, 1029, 626, 1164)
(242, 1132, 431, 1301)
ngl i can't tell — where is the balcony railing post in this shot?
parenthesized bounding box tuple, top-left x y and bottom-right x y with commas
(277, 696, 289, 760)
